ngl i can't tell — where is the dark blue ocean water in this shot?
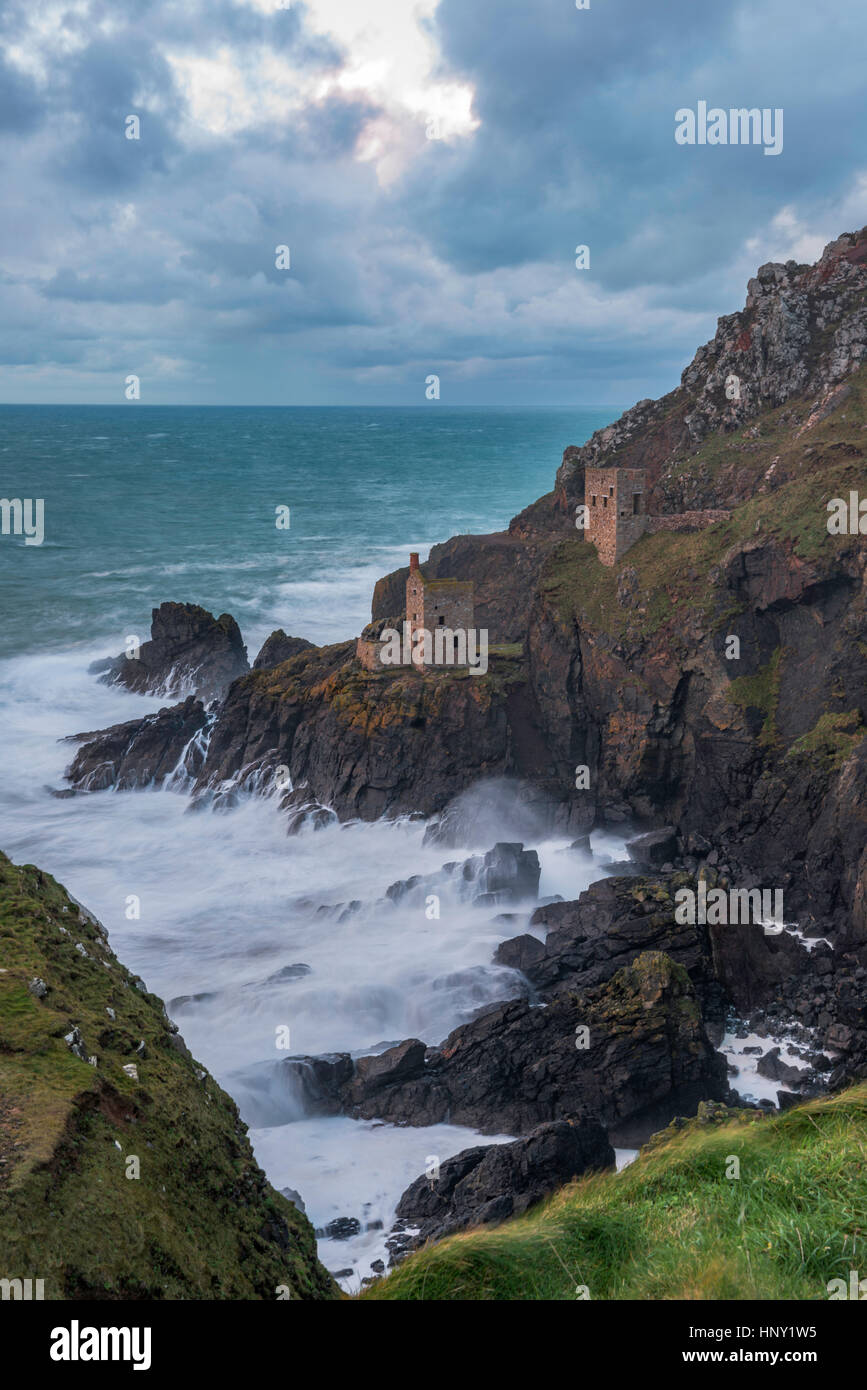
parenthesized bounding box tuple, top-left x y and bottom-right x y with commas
(0, 405, 615, 658)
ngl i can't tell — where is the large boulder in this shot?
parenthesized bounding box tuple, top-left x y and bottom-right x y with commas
(516, 874, 720, 1011)
(391, 1118, 614, 1251)
(626, 827, 679, 866)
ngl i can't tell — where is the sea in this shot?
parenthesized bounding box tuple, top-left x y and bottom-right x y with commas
(0, 403, 638, 1290)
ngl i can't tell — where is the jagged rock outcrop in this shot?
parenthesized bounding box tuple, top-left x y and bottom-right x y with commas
(0, 852, 336, 1300)
(253, 630, 316, 670)
(64, 696, 208, 791)
(94, 602, 249, 703)
(340, 951, 730, 1145)
(513, 874, 722, 1015)
(385, 842, 541, 908)
(389, 1118, 614, 1254)
(188, 642, 532, 821)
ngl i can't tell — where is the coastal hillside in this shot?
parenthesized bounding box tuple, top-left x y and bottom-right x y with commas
(0, 852, 338, 1300)
(364, 1086, 867, 1301)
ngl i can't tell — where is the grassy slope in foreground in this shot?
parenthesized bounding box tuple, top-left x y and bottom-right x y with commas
(0, 852, 338, 1300)
(364, 1089, 867, 1300)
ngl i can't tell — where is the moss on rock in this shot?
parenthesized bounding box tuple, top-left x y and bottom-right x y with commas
(0, 852, 338, 1301)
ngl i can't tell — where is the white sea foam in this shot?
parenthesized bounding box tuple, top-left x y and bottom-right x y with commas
(0, 643, 627, 1286)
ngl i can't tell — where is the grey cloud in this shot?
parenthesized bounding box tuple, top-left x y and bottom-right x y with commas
(0, 0, 866, 404)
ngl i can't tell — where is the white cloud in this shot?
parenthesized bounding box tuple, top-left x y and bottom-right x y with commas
(183, 0, 479, 178)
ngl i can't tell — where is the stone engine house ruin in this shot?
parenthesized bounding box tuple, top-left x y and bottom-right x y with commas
(585, 466, 730, 566)
(585, 466, 648, 566)
(356, 553, 475, 671)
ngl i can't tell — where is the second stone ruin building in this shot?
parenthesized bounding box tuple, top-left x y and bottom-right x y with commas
(585, 466, 731, 566)
(585, 466, 648, 566)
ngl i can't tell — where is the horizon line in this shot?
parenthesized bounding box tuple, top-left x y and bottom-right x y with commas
(0, 400, 626, 413)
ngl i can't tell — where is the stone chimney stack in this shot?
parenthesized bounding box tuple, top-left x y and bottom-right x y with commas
(409, 552, 419, 572)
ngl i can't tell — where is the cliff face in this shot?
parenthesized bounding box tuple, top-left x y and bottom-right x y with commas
(529, 366, 867, 940)
(554, 227, 867, 518)
(0, 852, 337, 1300)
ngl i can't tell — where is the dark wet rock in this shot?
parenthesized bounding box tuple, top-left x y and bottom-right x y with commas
(756, 1047, 805, 1085)
(95, 602, 249, 703)
(344, 1040, 426, 1103)
(626, 828, 678, 866)
(825, 1022, 856, 1052)
(708, 918, 811, 1014)
(384, 843, 541, 911)
(168, 991, 219, 1011)
(514, 874, 721, 1017)
(392, 1118, 614, 1250)
(493, 934, 546, 972)
(318, 1217, 361, 1241)
(340, 951, 729, 1146)
(474, 843, 541, 901)
(65, 697, 208, 792)
(283, 1053, 355, 1113)
(261, 963, 312, 986)
(229, 1052, 354, 1127)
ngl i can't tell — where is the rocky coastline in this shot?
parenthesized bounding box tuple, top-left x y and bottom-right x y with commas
(48, 228, 867, 1271)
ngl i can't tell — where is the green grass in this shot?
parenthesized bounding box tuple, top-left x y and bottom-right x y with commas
(0, 853, 338, 1301)
(785, 709, 867, 770)
(364, 1088, 867, 1301)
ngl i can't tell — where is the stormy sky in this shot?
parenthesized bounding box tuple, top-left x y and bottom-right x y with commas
(0, 0, 865, 406)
